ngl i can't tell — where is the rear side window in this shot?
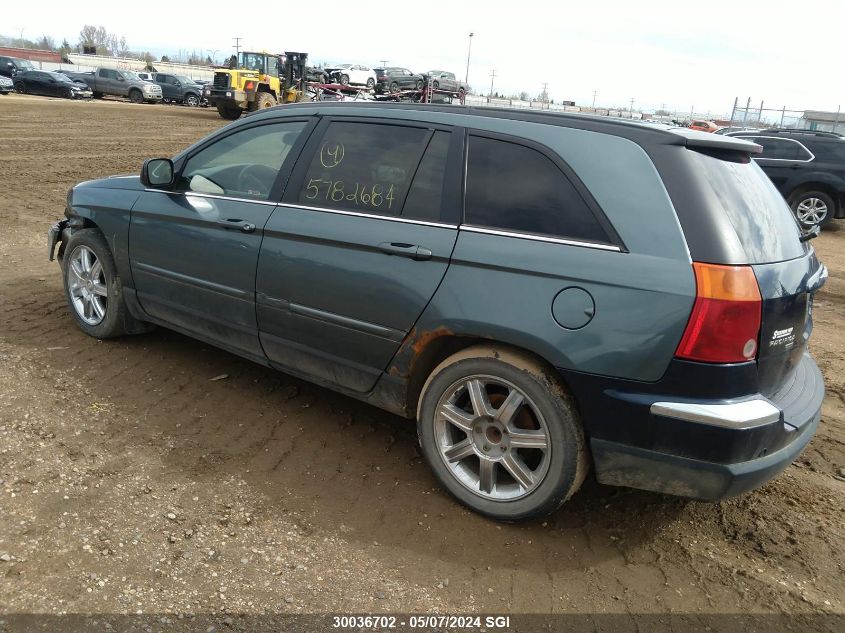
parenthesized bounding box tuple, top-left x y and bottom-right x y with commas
(464, 136, 611, 243)
(690, 151, 804, 263)
(297, 122, 431, 217)
(754, 138, 808, 160)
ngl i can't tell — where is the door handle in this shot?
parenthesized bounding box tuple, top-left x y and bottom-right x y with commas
(218, 218, 255, 233)
(378, 241, 432, 261)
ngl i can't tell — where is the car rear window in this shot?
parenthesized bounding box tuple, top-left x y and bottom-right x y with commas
(689, 150, 805, 263)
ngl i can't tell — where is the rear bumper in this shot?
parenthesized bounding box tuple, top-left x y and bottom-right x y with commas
(579, 352, 824, 500)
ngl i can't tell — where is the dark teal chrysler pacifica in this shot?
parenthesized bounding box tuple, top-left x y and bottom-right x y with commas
(48, 102, 827, 520)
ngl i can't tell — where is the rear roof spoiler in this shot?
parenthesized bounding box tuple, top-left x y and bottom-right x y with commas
(671, 129, 762, 154)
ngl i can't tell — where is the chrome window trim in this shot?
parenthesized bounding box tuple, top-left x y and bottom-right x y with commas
(143, 189, 459, 228)
(145, 189, 280, 207)
(650, 399, 781, 429)
(460, 224, 622, 252)
(275, 202, 458, 229)
(740, 136, 815, 162)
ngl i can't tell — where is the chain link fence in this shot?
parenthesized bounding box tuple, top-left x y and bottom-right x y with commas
(728, 98, 843, 133)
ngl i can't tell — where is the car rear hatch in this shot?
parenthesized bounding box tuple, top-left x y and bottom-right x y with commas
(664, 135, 827, 404)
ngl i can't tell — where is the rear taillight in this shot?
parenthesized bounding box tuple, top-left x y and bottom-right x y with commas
(675, 262, 762, 363)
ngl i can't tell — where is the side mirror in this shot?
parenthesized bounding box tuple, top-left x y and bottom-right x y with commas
(117, 75, 125, 82)
(141, 158, 175, 188)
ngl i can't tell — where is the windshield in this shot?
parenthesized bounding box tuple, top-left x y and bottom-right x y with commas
(690, 150, 805, 263)
(15, 59, 35, 69)
(122, 71, 142, 81)
(239, 53, 266, 72)
(175, 75, 194, 84)
(50, 72, 73, 83)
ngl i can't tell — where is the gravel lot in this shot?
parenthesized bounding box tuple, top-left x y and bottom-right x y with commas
(0, 94, 843, 631)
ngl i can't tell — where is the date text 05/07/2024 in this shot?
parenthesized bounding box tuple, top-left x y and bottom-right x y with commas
(331, 615, 512, 629)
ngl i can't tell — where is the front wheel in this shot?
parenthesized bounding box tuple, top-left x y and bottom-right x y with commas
(415, 80, 423, 90)
(217, 104, 243, 120)
(366, 78, 375, 89)
(14, 82, 25, 94)
(185, 93, 200, 107)
(417, 346, 589, 521)
(389, 81, 399, 93)
(791, 190, 835, 229)
(128, 89, 143, 104)
(339, 74, 350, 86)
(61, 229, 150, 339)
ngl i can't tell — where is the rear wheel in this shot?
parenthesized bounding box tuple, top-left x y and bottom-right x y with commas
(791, 190, 835, 229)
(415, 80, 423, 90)
(432, 80, 440, 89)
(217, 104, 243, 120)
(389, 81, 399, 93)
(128, 89, 143, 104)
(366, 78, 375, 89)
(417, 346, 588, 521)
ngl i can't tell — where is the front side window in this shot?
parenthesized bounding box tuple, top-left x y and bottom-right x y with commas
(180, 121, 307, 200)
(297, 122, 431, 217)
(465, 136, 611, 243)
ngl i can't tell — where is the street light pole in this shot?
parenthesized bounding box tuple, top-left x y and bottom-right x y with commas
(465, 33, 474, 84)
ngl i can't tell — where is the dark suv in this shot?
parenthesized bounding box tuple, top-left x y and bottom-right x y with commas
(730, 129, 845, 228)
(374, 67, 424, 93)
(152, 73, 204, 107)
(47, 103, 826, 521)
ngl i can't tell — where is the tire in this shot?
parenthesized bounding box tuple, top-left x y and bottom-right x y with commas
(217, 104, 242, 120)
(185, 93, 200, 107)
(60, 228, 150, 339)
(432, 80, 440, 89)
(415, 80, 423, 90)
(128, 89, 143, 104)
(64, 87, 74, 99)
(790, 190, 835, 229)
(366, 78, 375, 89)
(389, 81, 399, 93)
(340, 74, 350, 86)
(250, 92, 276, 111)
(417, 346, 589, 521)
(92, 91, 103, 99)
(14, 82, 25, 94)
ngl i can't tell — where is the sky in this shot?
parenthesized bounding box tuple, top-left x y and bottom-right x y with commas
(4, 0, 843, 116)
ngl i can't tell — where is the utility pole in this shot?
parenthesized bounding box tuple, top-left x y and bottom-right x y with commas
(232, 37, 242, 58)
(592, 90, 598, 109)
(465, 33, 474, 84)
(541, 82, 548, 104)
(629, 97, 635, 118)
(379, 60, 389, 68)
(488, 69, 496, 101)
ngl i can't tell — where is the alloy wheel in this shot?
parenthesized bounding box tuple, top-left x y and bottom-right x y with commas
(433, 375, 551, 501)
(796, 197, 828, 226)
(68, 245, 108, 325)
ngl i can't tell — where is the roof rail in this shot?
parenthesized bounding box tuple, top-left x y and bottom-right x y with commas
(759, 128, 843, 138)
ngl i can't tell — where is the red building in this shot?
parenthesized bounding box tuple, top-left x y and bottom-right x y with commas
(0, 46, 64, 63)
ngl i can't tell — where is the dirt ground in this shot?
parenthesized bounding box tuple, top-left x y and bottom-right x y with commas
(1, 94, 844, 629)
